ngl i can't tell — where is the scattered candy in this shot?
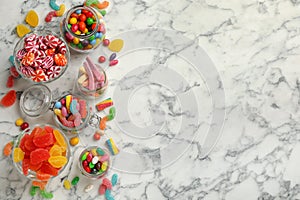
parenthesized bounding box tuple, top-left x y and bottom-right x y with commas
(109, 59, 118, 67)
(0, 90, 16, 107)
(63, 179, 71, 190)
(84, 184, 94, 192)
(98, 55, 106, 63)
(25, 10, 39, 28)
(99, 184, 106, 195)
(106, 138, 119, 155)
(30, 186, 39, 196)
(3, 141, 13, 156)
(99, 117, 107, 130)
(96, 129, 105, 136)
(45, 11, 57, 22)
(6, 75, 14, 88)
(56, 4, 66, 17)
(102, 178, 112, 190)
(108, 39, 124, 52)
(103, 39, 110, 46)
(109, 53, 116, 61)
(93, 132, 101, 140)
(106, 107, 116, 121)
(9, 56, 15, 66)
(49, 0, 60, 11)
(20, 122, 29, 130)
(69, 136, 79, 146)
(71, 176, 80, 186)
(13, 147, 25, 162)
(15, 118, 24, 126)
(16, 24, 31, 38)
(15, 32, 68, 82)
(111, 174, 118, 186)
(80, 147, 110, 177)
(32, 180, 47, 190)
(40, 190, 54, 199)
(105, 189, 114, 200)
(95, 98, 113, 111)
(10, 66, 20, 78)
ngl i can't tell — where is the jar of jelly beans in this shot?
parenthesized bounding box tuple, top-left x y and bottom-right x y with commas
(60, 5, 106, 53)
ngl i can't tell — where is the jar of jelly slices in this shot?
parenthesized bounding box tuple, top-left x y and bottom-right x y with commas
(19, 84, 104, 134)
(60, 5, 106, 53)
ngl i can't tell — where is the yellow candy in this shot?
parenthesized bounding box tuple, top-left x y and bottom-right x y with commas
(63, 179, 71, 190)
(101, 161, 108, 171)
(75, 30, 81, 35)
(65, 95, 72, 112)
(69, 17, 77, 25)
(13, 147, 25, 162)
(95, 38, 101, 46)
(25, 10, 39, 28)
(83, 28, 88, 34)
(108, 39, 124, 52)
(86, 44, 93, 49)
(16, 24, 31, 38)
(15, 118, 24, 126)
(49, 144, 62, 156)
(73, 37, 80, 45)
(54, 109, 64, 119)
(91, 149, 97, 156)
(56, 4, 65, 17)
(48, 156, 68, 168)
(69, 137, 79, 146)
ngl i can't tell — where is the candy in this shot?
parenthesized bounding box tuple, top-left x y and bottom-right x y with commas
(16, 24, 31, 38)
(22, 158, 30, 176)
(70, 137, 79, 146)
(103, 39, 110, 46)
(84, 184, 94, 192)
(96, 147, 105, 156)
(16, 49, 27, 60)
(57, 42, 67, 54)
(41, 56, 54, 69)
(10, 66, 20, 78)
(109, 60, 118, 66)
(106, 107, 116, 121)
(56, 4, 66, 16)
(93, 132, 101, 140)
(83, 61, 95, 90)
(32, 181, 47, 190)
(25, 10, 39, 27)
(99, 184, 106, 195)
(98, 56, 106, 63)
(102, 178, 112, 190)
(86, 56, 103, 81)
(33, 130, 54, 147)
(79, 99, 87, 118)
(108, 39, 124, 52)
(105, 189, 113, 199)
(96, 0, 109, 9)
(54, 53, 67, 66)
(49, 0, 60, 11)
(61, 106, 68, 117)
(40, 190, 53, 199)
(3, 141, 13, 156)
(48, 156, 68, 168)
(95, 98, 113, 111)
(21, 52, 35, 66)
(106, 138, 119, 155)
(63, 179, 71, 190)
(40, 162, 58, 176)
(54, 102, 62, 109)
(53, 129, 67, 149)
(13, 147, 25, 162)
(49, 144, 62, 156)
(45, 11, 57, 22)
(36, 171, 51, 181)
(0, 90, 16, 107)
(99, 118, 107, 130)
(100, 10, 106, 17)
(111, 174, 118, 186)
(71, 176, 79, 185)
(92, 156, 99, 164)
(99, 154, 109, 162)
(6, 75, 14, 88)
(109, 53, 117, 61)
(30, 148, 50, 165)
(30, 186, 39, 196)
(46, 66, 62, 79)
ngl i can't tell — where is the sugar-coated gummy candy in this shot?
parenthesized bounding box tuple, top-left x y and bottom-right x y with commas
(32, 180, 47, 190)
(13, 147, 25, 162)
(49, 144, 62, 156)
(49, 0, 60, 11)
(108, 39, 124, 52)
(111, 174, 118, 186)
(22, 158, 30, 175)
(40, 190, 54, 199)
(0, 90, 16, 107)
(37, 171, 51, 181)
(71, 176, 79, 185)
(25, 10, 39, 28)
(30, 186, 39, 196)
(3, 141, 13, 156)
(63, 179, 71, 190)
(30, 148, 50, 165)
(53, 129, 67, 149)
(16, 24, 31, 38)
(48, 156, 68, 168)
(96, 147, 105, 156)
(33, 131, 54, 147)
(99, 184, 106, 195)
(40, 162, 59, 176)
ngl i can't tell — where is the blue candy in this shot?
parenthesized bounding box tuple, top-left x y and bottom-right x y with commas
(55, 102, 62, 109)
(49, 0, 60, 11)
(70, 100, 78, 114)
(95, 32, 101, 38)
(75, 9, 81, 14)
(9, 55, 14, 66)
(90, 39, 96, 45)
(111, 174, 118, 186)
(105, 190, 114, 200)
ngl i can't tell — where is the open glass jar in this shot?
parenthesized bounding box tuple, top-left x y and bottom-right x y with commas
(60, 5, 106, 53)
(19, 84, 104, 134)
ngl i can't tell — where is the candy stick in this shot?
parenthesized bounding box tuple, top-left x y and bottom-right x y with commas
(65, 95, 72, 113)
(96, 102, 113, 111)
(83, 61, 95, 90)
(105, 137, 119, 155)
(86, 56, 102, 81)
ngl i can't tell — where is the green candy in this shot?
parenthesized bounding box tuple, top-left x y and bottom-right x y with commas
(81, 152, 88, 161)
(96, 147, 105, 156)
(77, 43, 83, 49)
(67, 24, 71, 29)
(40, 190, 53, 199)
(29, 186, 39, 196)
(71, 176, 80, 186)
(89, 35, 96, 41)
(107, 107, 116, 121)
(100, 10, 106, 17)
(89, 162, 95, 169)
(85, 0, 98, 6)
(86, 18, 94, 26)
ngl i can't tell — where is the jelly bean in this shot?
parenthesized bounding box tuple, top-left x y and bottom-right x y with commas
(76, 9, 81, 14)
(86, 152, 93, 162)
(96, 147, 105, 156)
(101, 161, 108, 171)
(109, 60, 118, 66)
(54, 102, 62, 109)
(109, 53, 117, 61)
(103, 39, 110, 46)
(84, 165, 91, 173)
(15, 118, 24, 126)
(105, 189, 113, 199)
(95, 161, 101, 171)
(49, 0, 60, 11)
(107, 107, 116, 121)
(93, 132, 101, 140)
(103, 178, 112, 190)
(20, 122, 29, 130)
(30, 186, 39, 196)
(111, 174, 118, 186)
(61, 106, 68, 117)
(89, 162, 95, 169)
(100, 10, 106, 17)
(70, 137, 79, 146)
(99, 154, 109, 162)
(99, 118, 106, 130)
(92, 156, 99, 164)
(81, 151, 88, 161)
(90, 39, 96, 45)
(71, 24, 79, 32)
(63, 179, 71, 190)
(40, 190, 54, 199)
(82, 160, 88, 167)
(71, 176, 80, 185)
(84, 184, 94, 192)
(99, 184, 106, 195)
(98, 56, 106, 63)
(6, 75, 14, 88)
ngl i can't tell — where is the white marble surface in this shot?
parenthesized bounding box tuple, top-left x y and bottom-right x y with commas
(0, 0, 300, 199)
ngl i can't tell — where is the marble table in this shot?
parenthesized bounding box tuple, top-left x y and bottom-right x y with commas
(0, 0, 299, 199)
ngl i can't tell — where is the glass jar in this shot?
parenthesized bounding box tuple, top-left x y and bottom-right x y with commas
(60, 5, 106, 53)
(19, 84, 103, 134)
(78, 146, 110, 179)
(12, 124, 70, 180)
(13, 30, 70, 83)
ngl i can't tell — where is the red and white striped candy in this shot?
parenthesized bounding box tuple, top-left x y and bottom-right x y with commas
(41, 56, 54, 69)
(44, 35, 61, 49)
(24, 34, 37, 43)
(16, 49, 27, 60)
(37, 36, 47, 50)
(29, 48, 46, 59)
(20, 65, 34, 77)
(24, 40, 39, 52)
(31, 69, 46, 82)
(32, 56, 43, 68)
(46, 66, 62, 79)
(21, 52, 35, 66)
(57, 42, 67, 54)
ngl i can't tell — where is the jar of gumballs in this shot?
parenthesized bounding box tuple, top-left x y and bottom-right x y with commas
(60, 5, 106, 53)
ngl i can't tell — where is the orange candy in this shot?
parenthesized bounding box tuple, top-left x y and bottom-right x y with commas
(48, 156, 68, 168)
(0, 90, 17, 107)
(99, 117, 107, 130)
(21, 52, 35, 66)
(32, 180, 47, 190)
(3, 141, 13, 156)
(53, 129, 67, 149)
(36, 171, 51, 181)
(54, 53, 67, 66)
(49, 145, 62, 156)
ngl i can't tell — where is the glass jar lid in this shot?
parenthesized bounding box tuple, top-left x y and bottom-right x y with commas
(20, 84, 52, 117)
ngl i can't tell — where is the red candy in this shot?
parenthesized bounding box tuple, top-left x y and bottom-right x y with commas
(20, 122, 29, 130)
(10, 66, 20, 78)
(33, 130, 54, 147)
(109, 60, 118, 66)
(79, 14, 86, 22)
(98, 56, 106, 63)
(102, 178, 112, 190)
(31, 69, 46, 82)
(45, 11, 57, 22)
(41, 56, 54, 69)
(40, 162, 58, 176)
(0, 90, 16, 107)
(45, 35, 61, 49)
(99, 184, 106, 195)
(22, 158, 30, 176)
(54, 53, 67, 66)
(46, 66, 62, 79)
(30, 148, 50, 165)
(103, 39, 110, 46)
(6, 75, 14, 88)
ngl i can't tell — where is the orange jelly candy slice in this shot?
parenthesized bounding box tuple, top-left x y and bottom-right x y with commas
(36, 171, 51, 181)
(48, 156, 67, 168)
(49, 145, 62, 156)
(13, 147, 25, 162)
(53, 129, 67, 149)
